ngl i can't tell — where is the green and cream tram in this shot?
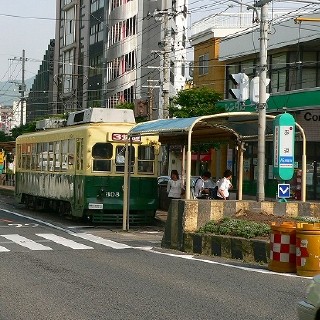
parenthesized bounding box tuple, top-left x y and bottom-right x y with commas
(15, 108, 158, 223)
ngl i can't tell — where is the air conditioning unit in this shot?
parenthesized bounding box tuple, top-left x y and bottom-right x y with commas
(66, 108, 136, 126)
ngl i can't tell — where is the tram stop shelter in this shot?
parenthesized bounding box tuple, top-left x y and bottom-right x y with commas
(122, 112, 307, 227)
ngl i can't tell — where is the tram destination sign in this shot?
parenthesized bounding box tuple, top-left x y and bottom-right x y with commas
(111, 133, 141, 142)
(273, 113, 295, 181)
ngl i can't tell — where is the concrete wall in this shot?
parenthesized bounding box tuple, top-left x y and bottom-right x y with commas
(161, 199, 320, 251)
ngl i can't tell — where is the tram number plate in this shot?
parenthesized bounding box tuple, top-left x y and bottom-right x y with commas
(89, 203, 103, 210)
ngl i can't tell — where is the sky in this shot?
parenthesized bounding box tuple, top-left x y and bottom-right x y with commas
(0, 0, 56, 83)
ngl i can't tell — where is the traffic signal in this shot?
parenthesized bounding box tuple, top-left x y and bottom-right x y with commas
(250, 76, 270, 103)
(229, 73, 249, 102)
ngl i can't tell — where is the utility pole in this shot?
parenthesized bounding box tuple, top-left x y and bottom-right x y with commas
(152, 0, 173, 119)
(20, 49, 26, 126)
(162, 0, 170, 119)
(255, 0, 272, 202)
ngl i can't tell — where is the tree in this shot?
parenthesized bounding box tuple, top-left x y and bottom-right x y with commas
(115, 102, 134, 110)
(10, 122, 36, 140)
(169, 87, 224, 118)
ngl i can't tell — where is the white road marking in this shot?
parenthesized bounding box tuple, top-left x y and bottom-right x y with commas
(0, 245, 10, 252)
(36, 233, 94, 250)
(0, 208, 312, 278)
(73, 233, 130, 249)
(1, 234, 52, 251)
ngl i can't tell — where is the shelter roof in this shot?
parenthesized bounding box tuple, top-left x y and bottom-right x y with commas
(128, 112, 275, 145)
(0, 141, 15, 152)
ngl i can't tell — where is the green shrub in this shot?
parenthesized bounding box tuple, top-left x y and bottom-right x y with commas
(198, 218, 271, 239)
(294, 216, 320, 223)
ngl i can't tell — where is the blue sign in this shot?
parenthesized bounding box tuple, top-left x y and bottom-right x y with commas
(278, 183, 290, 198)
(279, 156, 293, 167)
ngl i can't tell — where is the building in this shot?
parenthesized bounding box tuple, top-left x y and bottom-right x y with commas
(26, 39, 55, 122)
(0, 106, 14, 135)
(189, 9, 320, 199)
(53, 0, 187, 119)
(217, 12, 320, 200)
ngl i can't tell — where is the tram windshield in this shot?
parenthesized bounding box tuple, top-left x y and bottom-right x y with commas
(92, 143, 112, 172)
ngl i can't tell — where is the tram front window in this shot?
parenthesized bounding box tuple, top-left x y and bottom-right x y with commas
(115, 146, 134, 172)
(92, 143, 112, 172)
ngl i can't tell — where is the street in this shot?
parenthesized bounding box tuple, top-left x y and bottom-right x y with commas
(0, 194, 310, 320)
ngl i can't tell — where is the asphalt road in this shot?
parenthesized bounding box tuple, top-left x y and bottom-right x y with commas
(0, 194, 311, 320)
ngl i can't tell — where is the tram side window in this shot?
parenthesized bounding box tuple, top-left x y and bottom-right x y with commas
(48, 142, 54, 171)
(22, 143, 32, 170)
(61, 140, 68, 171)
(138, 146, 155, 173)
(76, 138, 83, 171)
(115, 145, 135, 173)
(38, 143, 49, 171)
(92, 142, 112, 172)
(68, 139, 75, 168)
(54, 141, 62, 171)
(31, 144, 37, 170)
(16, 145, 22, 169)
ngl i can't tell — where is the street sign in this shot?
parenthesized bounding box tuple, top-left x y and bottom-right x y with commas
(278, 183, 290, 198)
(273, 113, 295, 180)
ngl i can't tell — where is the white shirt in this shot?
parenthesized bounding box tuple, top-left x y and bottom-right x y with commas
(217, 177, 232, 199)
(194, 177, 204, 198)
(167, 179, 183, 199)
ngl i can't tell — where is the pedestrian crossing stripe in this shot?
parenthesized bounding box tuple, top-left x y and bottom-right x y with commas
(36, 234, 94, 250)
(1, 234, 53, 251)
(0, 245, 10, 252)
(74, 233, 130, 249)
(0, 233, 137, 252)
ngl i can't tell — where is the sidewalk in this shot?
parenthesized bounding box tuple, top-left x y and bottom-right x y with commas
(0, 184, 14, 196)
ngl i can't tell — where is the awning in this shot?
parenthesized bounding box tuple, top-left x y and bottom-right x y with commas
(128, 112, 276, 145)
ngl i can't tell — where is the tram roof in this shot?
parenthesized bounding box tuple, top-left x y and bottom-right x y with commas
(128, 112, 276, 145)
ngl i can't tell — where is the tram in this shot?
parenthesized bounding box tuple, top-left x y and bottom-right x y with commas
(15, 108, 159, 223)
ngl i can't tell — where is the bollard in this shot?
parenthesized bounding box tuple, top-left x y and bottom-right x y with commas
(296, 223, 320, 277)
(268, 222, 297, 273)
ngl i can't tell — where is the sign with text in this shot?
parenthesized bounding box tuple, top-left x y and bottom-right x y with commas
(273, 113, 295, 180)
(111, 133, 141, 142)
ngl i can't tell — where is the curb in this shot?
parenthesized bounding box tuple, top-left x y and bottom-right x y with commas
(183, 233, 270, 264)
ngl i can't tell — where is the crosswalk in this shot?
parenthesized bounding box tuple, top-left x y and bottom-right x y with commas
(0, 232, 141, 253)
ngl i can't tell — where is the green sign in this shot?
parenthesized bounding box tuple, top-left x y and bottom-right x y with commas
(273, 113, 295, 180)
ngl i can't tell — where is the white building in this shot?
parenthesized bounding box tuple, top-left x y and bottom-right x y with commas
(53, 0, 187, 119)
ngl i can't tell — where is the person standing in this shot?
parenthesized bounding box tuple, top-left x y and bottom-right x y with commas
(216, 169, 233, 200)
(167, 170, 184, 201)
(194, 171, 212, 199)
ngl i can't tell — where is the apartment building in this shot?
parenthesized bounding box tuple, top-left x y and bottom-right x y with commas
(52, 0, 187, 118)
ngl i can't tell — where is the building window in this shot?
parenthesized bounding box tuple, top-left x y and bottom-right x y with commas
(199, 53, 209, 76)
(91, 0, 104, 12)
(170, 61, 175, 84)
(64, 7, 75, 46)
(270, 53, 287, 93)
(181, 56, 185, 77)
(109, 16, 136, 47)
(63, 49, 74, 93)
(90, 23, 103, 44)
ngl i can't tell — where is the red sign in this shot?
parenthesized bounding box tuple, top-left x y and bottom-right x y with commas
(111, 133, 141, 142)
